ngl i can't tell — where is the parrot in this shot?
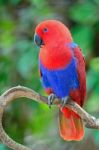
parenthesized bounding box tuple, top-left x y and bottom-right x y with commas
(34, 20, 86, 141)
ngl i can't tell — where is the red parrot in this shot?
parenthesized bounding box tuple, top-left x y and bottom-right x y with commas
(34, 20, 86, 141)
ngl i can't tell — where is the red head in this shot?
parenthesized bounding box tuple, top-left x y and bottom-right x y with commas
(34, 20, 72, 49)
(34, 20, 73, 69)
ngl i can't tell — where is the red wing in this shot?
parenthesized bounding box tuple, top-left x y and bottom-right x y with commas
(59, 46, 86, 141)
(70, 46, 86, 106)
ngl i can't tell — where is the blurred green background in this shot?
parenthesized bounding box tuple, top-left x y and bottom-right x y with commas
(0, 0, 99, 149)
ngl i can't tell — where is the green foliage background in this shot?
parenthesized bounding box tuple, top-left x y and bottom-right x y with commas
(0, 0, 99, 149)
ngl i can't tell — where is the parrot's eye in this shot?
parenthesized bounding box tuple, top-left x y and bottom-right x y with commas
(43, 28, 48, 33)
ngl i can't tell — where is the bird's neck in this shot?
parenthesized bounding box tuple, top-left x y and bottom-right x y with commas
(39, 44, 73, 70)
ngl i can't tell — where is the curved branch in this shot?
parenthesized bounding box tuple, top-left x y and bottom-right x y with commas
(0, 86, 99, 150)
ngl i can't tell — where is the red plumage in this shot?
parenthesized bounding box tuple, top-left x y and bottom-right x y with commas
(34, 20, 86, 141)
(59, 46, 86, 140)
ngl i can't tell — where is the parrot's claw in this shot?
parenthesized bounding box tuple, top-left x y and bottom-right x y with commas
(61, 96, 69, 108)
(48, 93, 56, 108)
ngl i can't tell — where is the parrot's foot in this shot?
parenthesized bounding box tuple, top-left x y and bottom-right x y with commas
(61, 96, 69, 108)
(48, 93, 56, 108)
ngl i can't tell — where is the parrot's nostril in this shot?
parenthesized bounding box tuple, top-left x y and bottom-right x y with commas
(34, 33, 44, 47)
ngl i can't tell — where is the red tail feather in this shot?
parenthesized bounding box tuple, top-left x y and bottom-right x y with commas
(59, 107, 84, 141)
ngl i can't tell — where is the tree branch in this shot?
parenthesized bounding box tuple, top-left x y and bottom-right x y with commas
(0, 86, 99, 150)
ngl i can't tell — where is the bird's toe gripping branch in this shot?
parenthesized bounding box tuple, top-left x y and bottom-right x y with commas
(48, 94, 69, 109)
(48, 93, 56, 108)
(61, 96, 69, 108)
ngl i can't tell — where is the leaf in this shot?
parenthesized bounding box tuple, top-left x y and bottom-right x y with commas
(69, 1, 99, 25)
(90, 57, 99, 73)
(86, 57, 99, 111)
(86, 58, 99, 92)
(17, 42, 38, 78)
(86, 70, 98, 93)
(86, 90, 99, 112)
(94, 0, 99, 5)
(71, 25, 93, 56)
(31, 0, 45, 8)
(9, 0, 21, 5)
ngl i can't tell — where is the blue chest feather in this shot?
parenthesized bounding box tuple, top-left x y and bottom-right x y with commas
(39, 58, 79, 98)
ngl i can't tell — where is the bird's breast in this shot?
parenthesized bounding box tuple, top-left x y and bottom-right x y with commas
(39, 46, 72, 70)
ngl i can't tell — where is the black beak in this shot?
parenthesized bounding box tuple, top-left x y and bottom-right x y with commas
(34, 33, 44, 47)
